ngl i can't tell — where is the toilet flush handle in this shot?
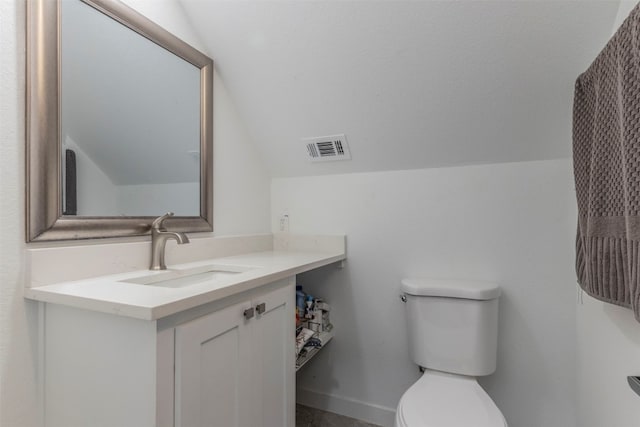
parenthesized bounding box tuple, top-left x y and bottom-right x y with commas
(399, 294, 407, 303)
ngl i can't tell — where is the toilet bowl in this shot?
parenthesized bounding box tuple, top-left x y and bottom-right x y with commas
(396, 278, 508, 427)
(394, 370, 507, 427)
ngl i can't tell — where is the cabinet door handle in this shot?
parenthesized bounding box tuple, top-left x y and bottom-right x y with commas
(243, 307, 254, 320)
(256, 303, 266, 315)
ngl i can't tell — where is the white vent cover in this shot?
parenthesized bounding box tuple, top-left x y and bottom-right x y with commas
(303, 134, 351, 162)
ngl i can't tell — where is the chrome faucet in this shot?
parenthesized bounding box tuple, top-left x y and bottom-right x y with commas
(150, 212, 190, 270)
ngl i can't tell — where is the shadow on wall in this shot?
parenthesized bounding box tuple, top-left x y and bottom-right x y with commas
(478, 289, 554, 426)
(296, 263, 365, 388)
(295, 261, 422, 425)
(295, 263, 384, 415)
(601, 299, 640, 346)
(1, 295, 41, 427)
(297, 262, 569, 427)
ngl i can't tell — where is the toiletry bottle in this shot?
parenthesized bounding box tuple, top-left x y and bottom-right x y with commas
(296, 285, 305, 314)
(304, 295, 314, 319)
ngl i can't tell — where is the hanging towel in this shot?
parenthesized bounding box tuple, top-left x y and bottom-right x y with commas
(573, 4, 640, 321)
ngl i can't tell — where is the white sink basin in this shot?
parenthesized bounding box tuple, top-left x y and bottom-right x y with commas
(121, 265, 252, 289)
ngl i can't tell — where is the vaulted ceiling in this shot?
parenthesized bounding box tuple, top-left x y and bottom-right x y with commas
(180, 1, 619, 177)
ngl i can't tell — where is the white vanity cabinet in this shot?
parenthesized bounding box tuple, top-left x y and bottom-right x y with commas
(42, 278, 295, 427)
(172, 281, 294, 427)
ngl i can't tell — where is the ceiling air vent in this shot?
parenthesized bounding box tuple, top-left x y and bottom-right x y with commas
(303, 134, 351, 162)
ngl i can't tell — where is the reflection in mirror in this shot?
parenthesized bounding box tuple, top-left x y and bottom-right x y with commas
(26, 0, 213, 241)
(61, 0, 200, 216)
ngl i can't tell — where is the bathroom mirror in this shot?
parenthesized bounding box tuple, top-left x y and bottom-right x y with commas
(26, 0, 213, 241)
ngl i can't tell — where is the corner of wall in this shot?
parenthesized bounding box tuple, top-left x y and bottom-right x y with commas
(1, 0, 40, 425)
(612, 1, 639, 35)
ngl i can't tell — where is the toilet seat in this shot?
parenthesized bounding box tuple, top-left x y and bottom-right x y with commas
(395, 370, 507, 427)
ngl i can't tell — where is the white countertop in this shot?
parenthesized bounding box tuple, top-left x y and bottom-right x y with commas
(24, 250, 345, 320)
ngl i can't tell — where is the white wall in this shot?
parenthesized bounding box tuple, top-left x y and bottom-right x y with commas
(272, 158, 577, 427)
(576, 296, 640, 427)
(63, 136, 119, 216)
(575, 2, 640, 427)
(181, 1, 618, 177)
(0, 1, 271, 426)
(119, 0, 272, 236)
(0, 1, 39, 426)
(64, 137, 202, 217)
(116, 182, 199, 217)
(62, 0, 202, 188)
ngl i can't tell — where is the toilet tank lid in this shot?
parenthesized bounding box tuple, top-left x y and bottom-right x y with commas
(401, 278, 501, 300)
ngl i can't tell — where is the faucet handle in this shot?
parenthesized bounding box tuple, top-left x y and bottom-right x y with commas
(152, 212, 174, 230)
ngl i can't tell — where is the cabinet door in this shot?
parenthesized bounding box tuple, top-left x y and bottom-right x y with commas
(174, 300, 253, 427)
(251, 281, 295, 427)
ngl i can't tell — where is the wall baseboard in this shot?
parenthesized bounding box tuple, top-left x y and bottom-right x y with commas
(296, 387, 396, 427)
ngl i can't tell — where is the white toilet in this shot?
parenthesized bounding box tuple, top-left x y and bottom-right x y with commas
(395, 278, 508, 427)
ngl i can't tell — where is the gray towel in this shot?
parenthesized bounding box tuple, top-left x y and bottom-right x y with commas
(573, 4, 640, 321)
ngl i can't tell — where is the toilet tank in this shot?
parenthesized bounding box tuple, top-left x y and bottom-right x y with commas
(401, 278, 501, 377)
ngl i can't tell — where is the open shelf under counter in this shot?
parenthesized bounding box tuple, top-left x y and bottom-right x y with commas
(296, 328, 334, 372)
